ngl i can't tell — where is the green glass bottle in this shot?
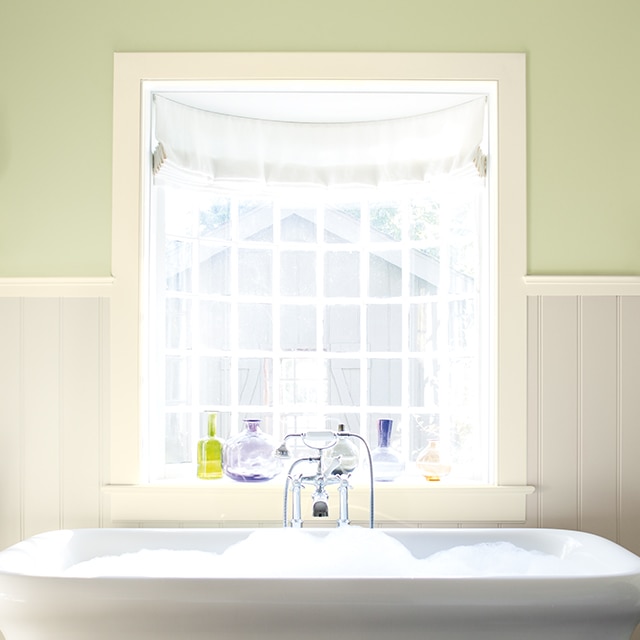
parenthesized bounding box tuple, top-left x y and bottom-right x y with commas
(197, 413, 223, 479)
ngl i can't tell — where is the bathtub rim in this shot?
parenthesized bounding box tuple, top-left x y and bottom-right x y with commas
(1, 526, 639, 580)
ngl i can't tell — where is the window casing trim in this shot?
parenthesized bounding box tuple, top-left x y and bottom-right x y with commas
(110, 52, 528, 523)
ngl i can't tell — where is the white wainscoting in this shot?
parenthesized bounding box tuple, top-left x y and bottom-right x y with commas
(2, 284, 640, 556)
(0, 297, 110, 549)
(526, 294, 640, 554)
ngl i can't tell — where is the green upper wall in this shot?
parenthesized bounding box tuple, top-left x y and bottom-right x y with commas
(1, 0, 638, 276)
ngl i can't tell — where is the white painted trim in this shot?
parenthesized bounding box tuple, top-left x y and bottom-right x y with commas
(0, 277, 114, 297)
(2, 275, 637, 299)
(110, 52, 528, 521)
(105, 483, 535, 524)
(524, 276, 640, 296)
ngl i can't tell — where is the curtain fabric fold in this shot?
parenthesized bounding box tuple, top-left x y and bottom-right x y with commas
(153, 94, 487, 189)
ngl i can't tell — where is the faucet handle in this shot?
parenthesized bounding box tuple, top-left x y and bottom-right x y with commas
(323, 455, 342, 476)
(301, 430, 338, 450)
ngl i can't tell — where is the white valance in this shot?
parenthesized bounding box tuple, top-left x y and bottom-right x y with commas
(153, 94, 487, 190)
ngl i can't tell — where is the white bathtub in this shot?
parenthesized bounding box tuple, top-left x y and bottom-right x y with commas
(0, 527, 639, 640)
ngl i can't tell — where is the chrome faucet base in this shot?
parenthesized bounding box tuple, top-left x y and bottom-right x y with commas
(278, 429, 374, 529)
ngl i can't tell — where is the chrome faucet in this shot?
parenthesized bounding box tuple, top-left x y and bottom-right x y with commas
(276, 429, 374, 528)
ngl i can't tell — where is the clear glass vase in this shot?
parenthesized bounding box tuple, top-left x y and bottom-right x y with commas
(324, 423, 359, 475)
(371, 419, 404, 482)
(223, 419, 282, 482)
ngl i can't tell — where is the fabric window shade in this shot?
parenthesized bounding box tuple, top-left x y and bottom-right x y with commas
(153, 94, 487, 190)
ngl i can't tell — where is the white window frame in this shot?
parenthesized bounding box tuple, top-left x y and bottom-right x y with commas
(108, 52, 531, 524)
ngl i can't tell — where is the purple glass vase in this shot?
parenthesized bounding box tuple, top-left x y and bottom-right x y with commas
(223, 419, 282, 482)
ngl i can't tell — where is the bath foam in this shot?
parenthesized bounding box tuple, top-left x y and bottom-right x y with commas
(63, 527, 605, 578)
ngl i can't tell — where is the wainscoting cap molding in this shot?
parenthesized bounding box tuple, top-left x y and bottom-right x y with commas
(0, 277, 114, 297)
(524, 275, 640, 296)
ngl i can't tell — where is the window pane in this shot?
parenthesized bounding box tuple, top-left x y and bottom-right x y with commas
(281, 207, 317, 242)
(408, 198, 439, 242)
(238, 358, 273, 406)
(239, 200, 273, 241)
(165, 239, 192, 292)
(165, 193, 197, 237)
(165, 413, 191, 463)
(166, 297, 191, 350)
(448, 299, 477, 349)
(324, 304, 359, 352)
(238, 249, 272, 296)
(280, 251, 316, 296)
(165, 355, 190, 404)
(280, 358, 326, 405)
(409, 357, 439, 407)
(368, 358, 402, 406)
(410, 249, 439, 296)
(370, 202, 401, 241)
(200, 301, 230, 350)
(200, 356, 230, 404)
(327, 359, 360, 406)
(238, 303, 272, 350)
(324, 251, 359, 297)
(200, 244, 230, 295)
(199, 196, 231, 240)
(367, 304, 402, 352)
(369, 250, 402, 297)
(409, 302, 437, 352)
(325, 203, 360, 243)
(281, 304, 316, 351)
(326, 412, 360, 434)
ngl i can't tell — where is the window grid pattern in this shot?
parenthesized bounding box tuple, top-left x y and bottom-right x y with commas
(151, 180, 489, 483)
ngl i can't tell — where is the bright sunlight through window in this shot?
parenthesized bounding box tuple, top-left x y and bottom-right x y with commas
(146, 83, 492, 485)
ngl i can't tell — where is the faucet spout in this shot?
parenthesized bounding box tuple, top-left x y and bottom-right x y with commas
(312, 484, 330, 518)
(312, 499, 329, 517)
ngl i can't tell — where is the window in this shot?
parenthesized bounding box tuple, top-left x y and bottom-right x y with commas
(150, 137, 489, 482)
(109, 53, 530, 523)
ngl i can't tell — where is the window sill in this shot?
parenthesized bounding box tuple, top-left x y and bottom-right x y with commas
(104, 481, 535, 525)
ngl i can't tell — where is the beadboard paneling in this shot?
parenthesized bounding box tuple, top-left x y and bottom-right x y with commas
(0, 299, 23, 548)
(59, 299, 106, 529)
(619, 297, 640, 552)
(2, 293, 640, 556)
(22, 299, 62, 538)
(0, 298, 108, 548)
(538, 296, 580, 529)
(528, 294, 640, 555)
(579, 296, 619, 541)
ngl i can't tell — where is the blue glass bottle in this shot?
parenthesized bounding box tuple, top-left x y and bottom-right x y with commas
(371, 419, 404, 481)
(223, 419, 282, 482)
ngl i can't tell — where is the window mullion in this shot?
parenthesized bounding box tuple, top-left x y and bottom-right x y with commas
(229, 196, 240, 429)
(400, 194, 411, 463)
(272, 198, 282, 438)
(316, 201, 326, 420)
(191, 208, 201, 454)
(437, 197, 452, 459)
(360, 200, 370, 439)
(150, 186, 166, 481)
